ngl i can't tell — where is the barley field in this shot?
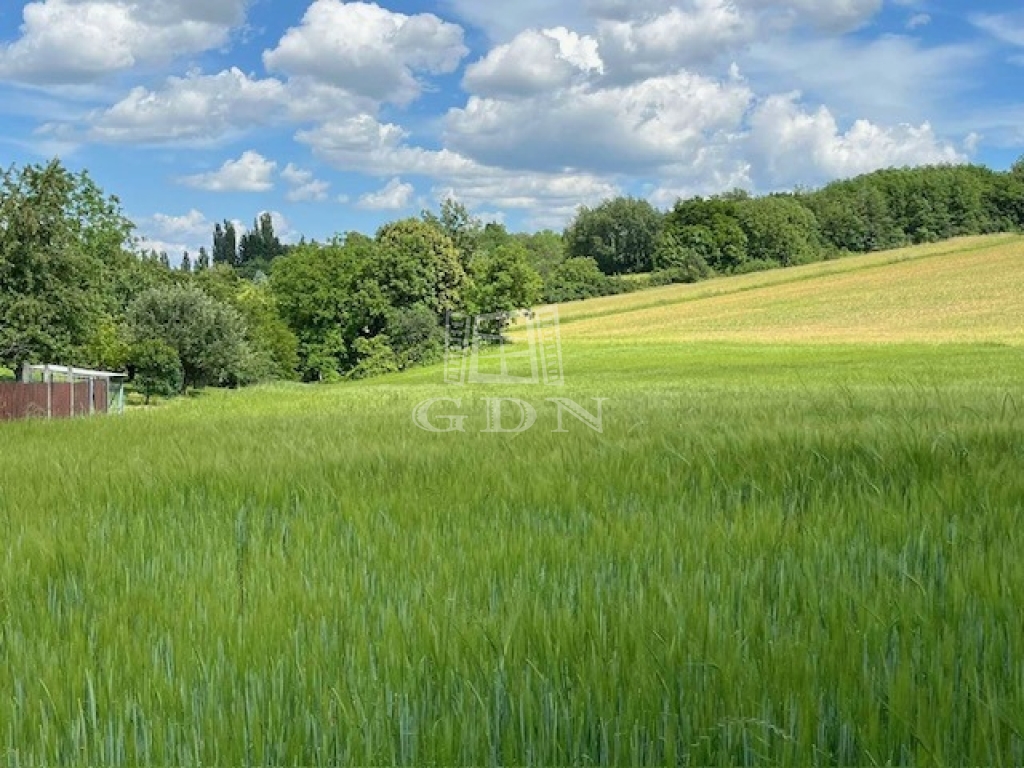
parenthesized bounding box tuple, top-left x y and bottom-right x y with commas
(2, 238, 1023, 765)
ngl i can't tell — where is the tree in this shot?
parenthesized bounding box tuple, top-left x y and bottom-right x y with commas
(652, 227, 711, 281)
(270, 237, 368, 381)
(544, 257, 609, 303)
(127, 284, 250, 392)
(565, 197, 662, 275)
(661, 197, 748, 272)
(0, 159, 133, 371)
(423, 198, 481, 270)
(238, 212, 286, 276)
(466, 242, 544, 322)
(517, 230, 565, 279)
(233, 284, 300, 381)
(372, 219, 465, 316)
(130, 339, 182, 403)
(738, 196, 822, 267)
(213, 220, 238, 266)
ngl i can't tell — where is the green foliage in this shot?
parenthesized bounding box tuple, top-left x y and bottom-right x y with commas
(544, 257, 611, 303)
(237, 212, 287, 278)
(373, 219, 465, 316)
(738, 195, 823, 267)
(466, 242, 544, 318)
(127, 284, 251, 392)
(385, 305, 446, 369)
(129, 338, 182, 403)
(82, 315, 131, 372)
(422, 199, 482, 269)
(652, 227, 712, 281)
(516, 230, 565, 279)
(347, 335, 399, 380)
(0, 159, 133, 367)
(270, 238, 366, 381)
(234, 284, 300, 381)
(565, 197, 663, 274)
(212, 220, 238, 266)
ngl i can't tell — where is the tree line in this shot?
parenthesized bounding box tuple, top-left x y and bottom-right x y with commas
(2, 157, 1022, 398)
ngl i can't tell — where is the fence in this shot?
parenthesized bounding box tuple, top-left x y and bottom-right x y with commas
(0, 380, 108, 421)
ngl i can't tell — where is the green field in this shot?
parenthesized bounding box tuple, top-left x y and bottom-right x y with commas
(2, 237, 1023, 765)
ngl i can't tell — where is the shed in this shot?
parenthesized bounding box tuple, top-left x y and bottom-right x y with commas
(0, 365, 127, 421)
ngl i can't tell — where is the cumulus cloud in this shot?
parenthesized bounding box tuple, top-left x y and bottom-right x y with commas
(84, 68, 289, 145)
(747, 93, 964, 186)
(0, 0, 247, 85)
(179, 151, 278, 192)
(263, 0, 468, 104)
(282, 163, 330, 202)
(596, 0, 751, 81)
(357, 178, 416, 210)
(150, 209, 213, 239)
(447, 71, 753, 174)
(297, 113, 619, 227)
(463, 28, 603, 97)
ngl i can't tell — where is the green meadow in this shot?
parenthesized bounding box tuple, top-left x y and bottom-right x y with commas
(2, 238, 1023, 765)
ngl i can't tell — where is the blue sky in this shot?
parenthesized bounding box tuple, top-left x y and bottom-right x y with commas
(1, 0, 1023, 259)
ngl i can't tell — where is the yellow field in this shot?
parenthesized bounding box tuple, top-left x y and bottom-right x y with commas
(549, 234, 1024, 344)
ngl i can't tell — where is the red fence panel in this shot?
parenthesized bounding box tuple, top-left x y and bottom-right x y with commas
(0, 383, 50, 420)
(0, 381, 112, 421)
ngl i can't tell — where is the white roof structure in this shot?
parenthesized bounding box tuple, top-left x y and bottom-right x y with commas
(25, 364, 128, 380)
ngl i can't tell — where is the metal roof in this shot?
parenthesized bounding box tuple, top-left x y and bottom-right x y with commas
(25, 365, 128, 380)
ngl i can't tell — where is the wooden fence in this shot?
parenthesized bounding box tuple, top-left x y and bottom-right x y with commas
(0, 381, 108, 421)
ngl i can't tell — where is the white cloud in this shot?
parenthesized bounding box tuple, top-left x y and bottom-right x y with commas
(971, 13, 1024, 48)
(748, 93, 964, 187)
(179, 151, 278, 192)
(463, 28, 602, 97)
(66, 67, 365, 145)
(263, 0, 468, 104)
(596, 0, 751, 81)
(440, 0, 585, 42)
(357, 177, 416, 210)
(150, 209, 212, 239)
(299, 113, 619, 228)
(282, 163, 330, 202)
(0, 0, 246, 85)
(448, 71, 753, 174)
(84, 68, 289, 144)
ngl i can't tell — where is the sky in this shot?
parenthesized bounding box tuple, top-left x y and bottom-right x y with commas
(1, 0, 1023, 259)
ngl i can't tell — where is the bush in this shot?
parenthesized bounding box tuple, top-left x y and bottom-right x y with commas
(129, 339, 182, 404)
(544, 257, 611, 303)
(730, 258, 780, 276)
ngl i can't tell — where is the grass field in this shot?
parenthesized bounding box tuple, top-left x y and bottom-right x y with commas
(2, 236, 1023, 765)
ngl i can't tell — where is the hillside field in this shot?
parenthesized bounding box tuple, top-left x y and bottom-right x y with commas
(1, 236, 1023, 765)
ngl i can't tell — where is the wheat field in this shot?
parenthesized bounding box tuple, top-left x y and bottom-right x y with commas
(1, 237, 1023, 765)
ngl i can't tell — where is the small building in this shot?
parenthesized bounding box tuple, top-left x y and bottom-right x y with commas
(0, 365, 127, 422)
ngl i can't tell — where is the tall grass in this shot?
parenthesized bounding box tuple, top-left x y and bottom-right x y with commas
(1, 342, 1022, 765)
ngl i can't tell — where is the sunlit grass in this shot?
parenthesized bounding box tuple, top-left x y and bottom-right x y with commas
(552, 234, 1024, 344)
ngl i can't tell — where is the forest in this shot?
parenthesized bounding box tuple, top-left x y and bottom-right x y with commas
(2, 157, 1023, 397)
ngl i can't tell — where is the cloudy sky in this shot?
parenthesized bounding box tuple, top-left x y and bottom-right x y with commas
(1, 0, 1022, 257)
